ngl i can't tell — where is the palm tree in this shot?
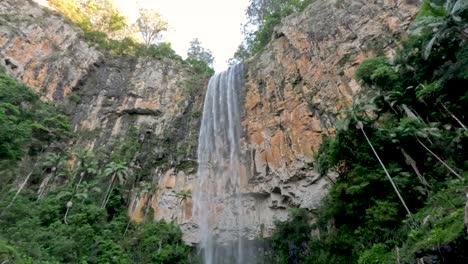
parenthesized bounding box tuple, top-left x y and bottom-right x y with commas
(73, 150, 98, 188)
(396, 117, 463, 179)
(176, 189, 192, 205)
(415, 82, 467, 131)
(61, 182, 101, 224)
(356, 121, 413, 216)
(410, 0, 468, 60)
(101, 161, 128, 209)
(37, 153, 67, 199)
(338, 95, 412, 216)
(176, 189, 192, 223)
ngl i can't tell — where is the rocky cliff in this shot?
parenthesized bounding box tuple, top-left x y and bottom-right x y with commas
(0, 0, 101, 101)
(238, 0, 420, 238)
(1, 0, 206, 243)
(0, 0, 420, 244)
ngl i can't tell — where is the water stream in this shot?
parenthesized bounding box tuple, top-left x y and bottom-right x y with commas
(193, 63, 247, 264)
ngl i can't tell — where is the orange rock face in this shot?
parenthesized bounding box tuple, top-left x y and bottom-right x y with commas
(236, 0, 419, 239)
(242, 0, 418, 183)
(0, 0, 101, 101)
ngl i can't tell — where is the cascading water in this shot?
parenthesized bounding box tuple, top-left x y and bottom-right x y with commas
(193, 63, 248, 264)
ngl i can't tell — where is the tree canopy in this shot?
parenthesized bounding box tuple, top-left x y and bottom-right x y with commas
(135, 8, 169, 46)
(186, 38, 214, 67)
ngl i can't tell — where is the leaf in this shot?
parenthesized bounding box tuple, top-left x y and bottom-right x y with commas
(450, 0, 468, 15)
(423, 35, 438, 60)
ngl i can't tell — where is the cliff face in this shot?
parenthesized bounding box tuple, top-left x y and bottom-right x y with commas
(67, 56, 206, 243)
(1, 0, 420, 244)
(0, 0, 101, 101)
(239, 0, 419, 237)
(1, 0, 205, 243)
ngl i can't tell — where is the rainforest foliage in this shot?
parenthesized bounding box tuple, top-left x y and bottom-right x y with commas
(0, 71, 70, 164)
(230, 0, 315, 64)
(47, 0, 213, 75)
(0, 73, 192, 263)
(265, 0, 468, 263)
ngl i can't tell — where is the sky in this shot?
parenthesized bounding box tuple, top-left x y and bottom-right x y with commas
(112, 0, 251, 72)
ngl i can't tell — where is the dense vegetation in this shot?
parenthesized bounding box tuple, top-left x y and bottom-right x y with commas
(47, 0, 213, 75)
(265, 0, 467, 263)
(0, 70, 70, 169)
(0, 72, 192, 263)
(230, 0, 315, 64)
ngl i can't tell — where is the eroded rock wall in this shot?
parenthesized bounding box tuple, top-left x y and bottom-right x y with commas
(68, 56, 205, 243)
(0, 0, 101, 100)
(0, 0, 205, 243)
(239, 0, 420, 237)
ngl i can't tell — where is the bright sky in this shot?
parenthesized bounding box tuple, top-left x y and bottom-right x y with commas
(114, 0, 250, 72)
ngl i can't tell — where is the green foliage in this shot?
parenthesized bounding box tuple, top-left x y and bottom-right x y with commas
(355, 57, 398, 90)
(110, 126, 140, 163)
(0, 240, 23, 264)
(186, 38, 215, 75)
(186, 58, 215, 76)
(48, 0, 181, 61)
(417, 0, 447, 18)
(187, 38, 214, 67)
(84, 30, 183, 60)
(125, 221, 191, 263)
(358, 244, 393, 264)
(0, 73, 71, 163)
(265, 209, 313, 263)
(311, 135, 332, 177)
(0, 171, 191, 263)
(231, 0, 315, 62)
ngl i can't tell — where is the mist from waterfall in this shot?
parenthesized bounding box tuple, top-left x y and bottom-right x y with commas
(193, 63, 248, 264)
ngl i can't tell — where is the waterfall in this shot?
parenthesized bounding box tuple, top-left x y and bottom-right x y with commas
(193, 63, 248, 264)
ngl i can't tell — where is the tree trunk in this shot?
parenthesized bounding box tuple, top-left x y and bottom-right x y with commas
(400, 147, 430, 188)
(2, 171, 33, 214)
(396, 246, 401, 264)
(101, 173, 116, 208)
(123, 220, 131, 237)
(357, 122, 412, 216)
(37, 172, 53, 200)
(63, 201, 73, 225)
(77, 172, 85, 189)
(464, 193, 468, 235)
(439, 102, 467, 131)
(416, 138, 462, 179)
(64, 202, 71, 224)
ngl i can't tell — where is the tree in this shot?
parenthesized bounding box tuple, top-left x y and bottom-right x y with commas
(186, 38, 214, 66)
(175, 190, 192, 205)
(37, 153, 67, 199)
(355, 121, 412, 216)
(135, 8, 168, 46)
(410, 0, 468, 59)
(48, 0, 129, 38)
(395, 117, 463, 179)
(228, 44, 250, 65)
(80, 0, 127, 37)
(231, 0, 314, 61)
(73, 150, 98, 188)
(338, 96, 412, 216)
(62, 181, 101, 224)
(101, 162, 128, 209)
